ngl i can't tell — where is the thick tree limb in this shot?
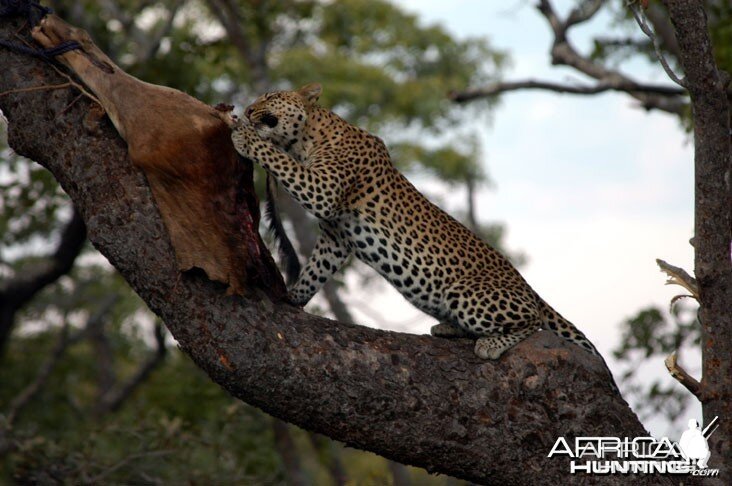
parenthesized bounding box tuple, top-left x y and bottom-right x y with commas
(0, 17, 669, 484)
(661, 0, 732, 477)
(0, 207, 86, 354)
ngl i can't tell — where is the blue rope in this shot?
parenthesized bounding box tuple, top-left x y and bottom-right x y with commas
(0, 0, 82, 61)
(0, 0, 52, 27)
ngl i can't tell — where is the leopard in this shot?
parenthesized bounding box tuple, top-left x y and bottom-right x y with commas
(231, 83, 617, 388)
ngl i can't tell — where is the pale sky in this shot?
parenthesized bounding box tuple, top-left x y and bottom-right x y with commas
(314, 0, 699, 437)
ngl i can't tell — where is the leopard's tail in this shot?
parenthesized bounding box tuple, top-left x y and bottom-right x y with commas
(538, 298, 620, 394)
(265, 174, 301, 285)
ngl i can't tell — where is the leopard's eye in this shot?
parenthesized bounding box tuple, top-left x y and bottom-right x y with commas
(261, 113, 279, 128)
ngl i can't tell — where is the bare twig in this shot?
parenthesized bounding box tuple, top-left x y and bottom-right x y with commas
(628, 2, 687, 87)
(450, 79, 685, 102)
(643, 3, 681, 59)
(664, 351, 703, 400)
(0, 82, 73, 97)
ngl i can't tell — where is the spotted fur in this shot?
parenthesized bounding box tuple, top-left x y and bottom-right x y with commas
(232, 83, 617, 386)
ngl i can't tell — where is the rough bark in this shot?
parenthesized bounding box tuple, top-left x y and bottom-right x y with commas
(662, 0, 732, 478)
(0, 17, 669, 485)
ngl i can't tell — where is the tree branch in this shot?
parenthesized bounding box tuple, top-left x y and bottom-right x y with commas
(0, 207, 86, 353)
(0, 16, 669, 484)
(644, 3, 681, 59)
(95, 322, 168, 415)
(664, 351, 703, 400)
(450, 78, 685, 102)
(453, 0, 688, 115)
(629, 2, 686, 87)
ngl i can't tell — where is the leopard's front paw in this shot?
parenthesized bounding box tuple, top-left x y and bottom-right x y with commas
(231, 120, 261, 159)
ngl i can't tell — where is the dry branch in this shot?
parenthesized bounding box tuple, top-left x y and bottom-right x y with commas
(0, 208, 86, 352)
(664, 352, 703, 400)
(451, 0, 688, 115)
(450, 79, 685, 103)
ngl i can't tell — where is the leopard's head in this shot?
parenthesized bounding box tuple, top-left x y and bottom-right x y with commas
(243, 83, 321, 149)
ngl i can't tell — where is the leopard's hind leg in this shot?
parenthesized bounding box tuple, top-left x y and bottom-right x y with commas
(440, 276, 541, 359)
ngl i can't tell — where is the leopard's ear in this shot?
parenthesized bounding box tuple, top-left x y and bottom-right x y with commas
(296, 83, 322, 103)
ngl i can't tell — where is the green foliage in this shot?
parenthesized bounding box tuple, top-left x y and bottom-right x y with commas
(392, 137, 483, 183)
(1, 325, 455, 484)
(708, 1, 732, 74)
(1, 331, 284, 484)
(275, 0, 505, 131)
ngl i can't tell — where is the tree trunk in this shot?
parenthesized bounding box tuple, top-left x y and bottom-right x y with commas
(0, 16, 670, 485)
(663, 0, 732, 478)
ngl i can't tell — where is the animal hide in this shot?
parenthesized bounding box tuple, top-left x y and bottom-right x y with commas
(31, 14, 286, 298)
